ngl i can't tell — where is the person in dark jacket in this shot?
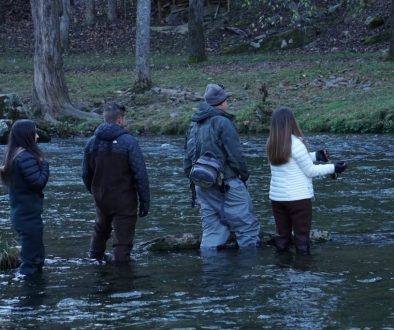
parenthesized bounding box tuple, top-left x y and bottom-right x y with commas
(183, 84, 260, 249)
(0, 119, 50, 276)
(82, 102, 150, 263)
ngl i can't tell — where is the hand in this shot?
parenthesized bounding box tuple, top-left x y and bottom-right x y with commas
(139, 203, 149, 217)
(334, 161, 347, 174)
(139, 209, 148, 217)
(316, 149, 330, 162)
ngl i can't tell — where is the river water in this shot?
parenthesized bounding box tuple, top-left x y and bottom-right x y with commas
(0, 134, 393, 329)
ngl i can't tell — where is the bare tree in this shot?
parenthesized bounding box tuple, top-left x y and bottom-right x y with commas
(31, 0, 97, 121)
(188, 0, 207, 63)
(0, 0, 5, 24)
(85, 0, 95, 26)
(134, 0, 152, 92)
(107, 0, 117, 23)
(388, 0, 394, 60)
(60, 0, 72, 51)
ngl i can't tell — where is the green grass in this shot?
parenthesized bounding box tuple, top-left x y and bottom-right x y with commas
(0, 50, 393, 134)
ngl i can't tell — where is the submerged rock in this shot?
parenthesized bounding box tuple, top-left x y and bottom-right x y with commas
(139, 233, 201, 252)
(139, 229, 331, 252)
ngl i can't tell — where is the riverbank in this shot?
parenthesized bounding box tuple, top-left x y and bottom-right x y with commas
(1, 50, 393, 135)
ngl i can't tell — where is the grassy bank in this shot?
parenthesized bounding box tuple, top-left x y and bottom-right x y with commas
(0, 50, 393, 134)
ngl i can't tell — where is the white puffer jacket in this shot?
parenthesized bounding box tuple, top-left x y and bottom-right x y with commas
(269, 135, 335, 201)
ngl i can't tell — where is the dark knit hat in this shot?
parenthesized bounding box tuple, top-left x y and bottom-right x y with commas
(204, 84, 232, 106)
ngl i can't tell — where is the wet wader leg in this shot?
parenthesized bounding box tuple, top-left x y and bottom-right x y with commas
(17, 220, 45, 275)
(225, 179, 260, 248)
(112, 213, 138, 263)
(271, 201, 292, 252)
(89, 206, 112, 261)
(291, 199, 312, 255)
(197, 186, 230, 248)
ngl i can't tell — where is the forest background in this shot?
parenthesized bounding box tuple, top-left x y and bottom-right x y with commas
(0, 0, 393, 136)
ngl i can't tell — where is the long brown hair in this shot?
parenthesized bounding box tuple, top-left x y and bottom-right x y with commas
(0, 119, 43, 185)
(266, 107, 305, 165)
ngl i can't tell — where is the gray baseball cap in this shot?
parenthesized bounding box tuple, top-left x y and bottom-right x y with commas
(204, 83, 232, 106)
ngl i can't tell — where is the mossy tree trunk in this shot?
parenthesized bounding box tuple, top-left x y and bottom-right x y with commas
(188, 0, 207, 63)
(31, 0, 98, 121)
(134, 0, 152, 92)
(388, 0, 394, 60)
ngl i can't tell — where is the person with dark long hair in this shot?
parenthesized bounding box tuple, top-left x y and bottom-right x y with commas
(0, 119, 49, 276)
(266, 107, 347, 255)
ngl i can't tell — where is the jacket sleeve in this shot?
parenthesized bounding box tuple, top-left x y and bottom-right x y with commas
(219, 120, 250, 181)
(292, 138, 334, 178)
(82, 145, 93, 193)
(128, 138, 150, 210)
(17, 152, 49, 192)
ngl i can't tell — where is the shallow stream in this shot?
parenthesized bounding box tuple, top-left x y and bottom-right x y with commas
(0, 134, 393, 329)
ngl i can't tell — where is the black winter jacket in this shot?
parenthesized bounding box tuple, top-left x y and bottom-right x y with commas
(183, 103, 250, 181)
(8, 150, 49, 215)
(82, 123, 150, 213)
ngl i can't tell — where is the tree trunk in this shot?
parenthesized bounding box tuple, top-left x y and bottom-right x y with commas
(31, 0, 98, 121)
(119, 0, 126, 18)
(107, 0, 117, 23)
(134, 0, 152, 92)
(60, 0, 71, 52)
(388, 0, 394, 60)
(188, 0, 207, 63)
(0, 0, 5, 24)
(85, 0, 95, 26)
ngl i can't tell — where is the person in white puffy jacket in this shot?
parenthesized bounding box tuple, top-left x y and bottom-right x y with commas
(266, 107, 347, 255)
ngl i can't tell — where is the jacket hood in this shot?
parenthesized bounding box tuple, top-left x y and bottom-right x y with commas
(95, 123, 127, 141)
(191, 103, 234, 123)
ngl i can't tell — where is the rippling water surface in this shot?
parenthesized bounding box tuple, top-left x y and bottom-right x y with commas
(0, 134, 393, 329)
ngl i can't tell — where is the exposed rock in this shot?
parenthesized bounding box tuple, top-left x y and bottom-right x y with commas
(139, 233, 201, 252)
(0, 93, 31, 121)
(258, 27, 318, 51)
(224, 27, 318, 54)
(365, 16, 386, 29)
(139, 229, 331, 252)
(0, 119, 12, 144)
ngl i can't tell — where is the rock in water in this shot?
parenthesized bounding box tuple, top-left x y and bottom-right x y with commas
(139, 230, 331, 252)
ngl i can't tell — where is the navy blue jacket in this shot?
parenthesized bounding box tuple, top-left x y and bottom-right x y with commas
(82, 123, 150, 212)
(8, 150, 49, 218)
